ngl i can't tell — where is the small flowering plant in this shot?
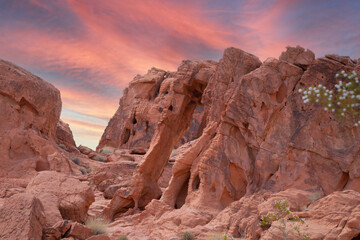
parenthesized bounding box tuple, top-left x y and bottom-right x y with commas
(299, 70, 360, 127)
(259, 200, 310, 240)
(223, 233, 234, 240)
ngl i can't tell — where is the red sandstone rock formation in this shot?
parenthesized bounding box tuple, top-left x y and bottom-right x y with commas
(56, 119, 78, 152)
(101, 46, 360, 240)
(97, 64, 215, 152)
(0, 193, 46, 240)
(26, 171, 95, 226)
(1, 46, 359, 240)
(0, 59, 80, 180)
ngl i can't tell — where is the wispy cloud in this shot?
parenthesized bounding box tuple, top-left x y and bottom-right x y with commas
(0, 0, 359, 148)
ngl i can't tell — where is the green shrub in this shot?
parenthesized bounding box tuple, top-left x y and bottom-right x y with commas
(85, 217, 108, 235)
(71, 157, 80, 165)
(100, 146, 115, 154)
(59, 144, 66, 150)
(170, 150, 178, 158)
(181, 231, 194, 240)
(309, 192, 322, 203)
(300, 70, 359, 127)
(79, 167, 87, 175)
(92, 155, 106, 162)
(117, 234, 129, 240)
(259, 200, 310, 240)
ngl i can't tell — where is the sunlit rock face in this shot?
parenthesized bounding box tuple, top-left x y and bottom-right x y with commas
(100, 46, 359, 240)
(97, 63, 217, 153)
(0, 60, 76, 179)
(1, 45, 359, 240)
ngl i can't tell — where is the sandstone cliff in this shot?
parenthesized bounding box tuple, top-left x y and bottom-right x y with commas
(0, 46, 359, 240)
(100, 46, 360, 239)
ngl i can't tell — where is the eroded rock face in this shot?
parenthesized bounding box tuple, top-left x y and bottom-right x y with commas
(279, 45, 315, 69)
(0, 59, 78, 179)
(56, 119, 78, 152)
(26, 171, 95, 225)
(157, 48, 359, 218)
(201, 189, 360, 240)
(0, 193, 46, 240)
(101, 46, 359, 240)
(97, 63, 216, 152)
(102, 59, 219, 219)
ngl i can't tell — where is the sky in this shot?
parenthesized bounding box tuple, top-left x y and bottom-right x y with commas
(0, 0, 359, 150)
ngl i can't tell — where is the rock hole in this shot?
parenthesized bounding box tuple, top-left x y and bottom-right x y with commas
(220, 188, 233, 208)
(192, 174, 200, 191)
(132, 115, 137, 124)
(35, 160, 50, 171)
(229, 163, 247, 200)
(145, 121, 149, 133)
(352, 234, 360, 240)
(276, 82, 287, 103)
(122, 128, 131, 144)
(260, 102, 268, 122)
(175, 177, 189, 209)
(168, 105, 173, 111)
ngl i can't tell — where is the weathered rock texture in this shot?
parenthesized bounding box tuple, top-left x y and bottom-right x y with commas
(26, 171, 95, 226)
(0, 59, 79, 179)
(101, 46, 360, 240)
(97, 64, 214, 152)
(102, 59, 220, 219)
(56, 119, 78, 152)
(0, 193, 46, 240)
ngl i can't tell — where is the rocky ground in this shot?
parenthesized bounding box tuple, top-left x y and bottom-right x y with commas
(0, 46, 359, 240)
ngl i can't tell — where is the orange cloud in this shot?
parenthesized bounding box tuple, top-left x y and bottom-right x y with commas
(60, 87, 118, 120)
(62, 118, 105, 133)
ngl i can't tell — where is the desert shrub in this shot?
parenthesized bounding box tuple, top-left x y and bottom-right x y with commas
(122, 156, 135, 162)
(309, 192, 322, 203)
(79, 167, 87, 175)
(59, 144, 66, 150)
(87, 167, 93, 174)
(85, 217, 108, 235)
(117, 234, 129, 240)
(170, 150, 178, 158)
(181, 231, 194, 240)
(208, 233, 234, 240)
(92, 155, 106, 162)
(100, 146, 115, 154)
(299, 70, 359, 126)
(71, 157, 80, 165)
(259, 199, 310, 240)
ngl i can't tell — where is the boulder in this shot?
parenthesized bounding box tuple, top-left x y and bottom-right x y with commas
(204, 189, 360, 240)
(79, 145, 94, 155)
(26, 171, 95, 225)
(0, 59, 79, 179)
(279, 45, 315, 69)
(0, 193, 46, 240)
(56, 119, 78, 152)
(67, 222, 93, 240)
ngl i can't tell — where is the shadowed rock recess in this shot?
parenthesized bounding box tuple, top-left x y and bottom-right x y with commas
(0, 46, 359, 240)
